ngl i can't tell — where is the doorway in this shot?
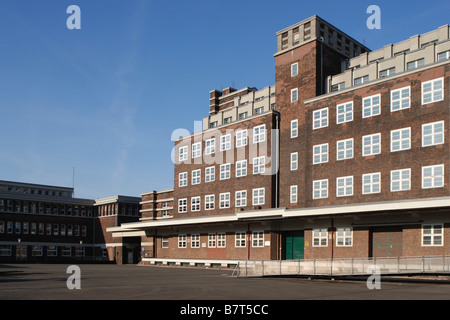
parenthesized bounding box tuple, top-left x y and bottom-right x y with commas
(370, 226, 403, 258)
(284, 231, 304, 260)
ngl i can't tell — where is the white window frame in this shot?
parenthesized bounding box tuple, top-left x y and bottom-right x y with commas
(290, 185, 298, 204)
(236, 160, 247, 177)
(336, 227, 353, 247)
(205, 138, 215, 155)
(205, 194, 215, 210)
(219, 192, 230, 209)
(391, 86, 410, 112)
(252, 231, 264, 248)
(313, 108, 328, 130)
(192, 142, 201, 159)
(253, 125, 266, 143)
(236, 130, 248, 148)
(191, 234, 200, 248)
(253, 156, 265, 174)
(313, 228, 328, 247)
(217, 233, 226, 248)
(220, 163, 231, 180)
(291, 63, 298, 77)
(178, 172, 188, 187)
(178, 198, 187, 213)
(178, 234, 187, 248)
(422, 121, 444, 147)
(235, 232, 246, 248)
(252, 188, 265, 206)
(291, 88, 298, 103)
(290, 152, 298, 171)
(313, 179, 328, 199)
(313, 143, 328, 164)
(362, 172, 381, 195)
(391, 128, 411, 152)
(208, 233, 216, 248)
(235, 190, 247, 207)
(362, 94, 381, 118)
(407, 58, 424, 70)
(191, 169, 201, 185)
(291, 120, 298, 138)
(362, 133, 381, 157)
(336, 176, 353, 197)
(220, 134, 231, 151)
(421, 224, 444, 246)
(178, 146, 188, 162)
(391, 168, 411, 192)
(422, 164, 444, 189)
(437, 51, 450, 62)
(205, 166, 215, 183)
(336, 101, 353, 124)
(336, 138, 354, 161)
(191, 196, 200, 212)
(422, 78, 444, 105)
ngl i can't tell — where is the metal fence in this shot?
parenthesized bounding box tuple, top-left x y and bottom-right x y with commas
(232, 255, 450, 277)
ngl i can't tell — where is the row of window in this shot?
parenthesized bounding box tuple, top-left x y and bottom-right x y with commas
(178, 157, 266, 187)
(312, 224, 444, 247)
(290, 77, 445, 134)
(296, 120, 445, 167)
(179, 125, 266, 161)
(295, 164, 444, 201)
(163, 231, 265, 249)
(178, 188, 265, 213)
(0, 199, 93, 217)
(0, 245, 85, 257)
(0, 221, 88, 237)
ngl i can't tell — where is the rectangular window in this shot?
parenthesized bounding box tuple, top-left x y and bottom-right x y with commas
(235, 190, 247, 207)
(236, 160, 247, 177)
(178, 199, 187, 213)
(362, 133, 381, 156)
(254, 107, 264, 115)
(391, 168, 411, 192)
(313, 228, 328, 247)
(291, 63, 298, 77)
(219, 193, 230, 209)
(252, 231, 264, 247)
(391, 86, 410, 112)
(422, 164, 444, 189)
(208, 233, 216, 248)
(0, 221, 4, 234)
(217, 233, 226, 248)
(313, 143, 328, 164)
(178, 235, 187, 248)
(161, 237, 169, 248)
(253, 125, 266, 143)
(191, 234, 200, 248)
(205, 138, 215, 155)
(379, 67, 395, 78)
(191, 169, 201, 185)
(422, 224, 443, 246)
(192, 142, 201, 159)
(224, 117, 232, 124)
(253, 156, 265, 174)
(252, 188, 265, 206)
(205, 195, 215, 210)
(331, 82, 345, 92)
(337, 176, 353, 197)
(336, 227, 353, 247)
(205, 166, 215, 183)
(422, 78, 444, 105)
(354, 75, 369, 86)
(313, 179, 328, 199)
(236, 130, 248, 148)
(422, 121, 444, 147)
(337, 138, 354, 160)
(179, 172, 188, 187)
(313, 108, 328, 130)
(239, 112, 248, 120)
(15, 222, 21, 234)
(362, 94, 381, 118)
(220, 163, 231, 180)
(336, 102, 353, 124)
(220, 134, 231, 151)
(391, 128, 411, 152)
(437, 51, 450, 62)
(191, 196, 200, 212)
(291, 120, 298, 138)
(0, 245, 12, 257)
(362, 172, 381, 194)
(290, 152, 298, 171)
(235, 232, 246, 248)
(407, 58, 424, 70)
(291, 88, 298, 103)
(290, 185, 298, 203)
(178, 146, 188, 161)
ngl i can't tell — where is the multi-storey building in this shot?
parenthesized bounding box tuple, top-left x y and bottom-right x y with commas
(0, 180, 140, 264)
(109, 15, 450, 266)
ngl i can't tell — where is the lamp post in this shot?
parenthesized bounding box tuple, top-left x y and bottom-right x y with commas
(79, 240, 83, 263)
(17, 238, 21, 263)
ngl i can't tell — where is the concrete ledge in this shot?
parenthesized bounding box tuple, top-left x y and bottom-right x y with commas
(140, 257, 244, 268)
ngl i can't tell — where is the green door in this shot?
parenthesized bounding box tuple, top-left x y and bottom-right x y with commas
(285, 231, 304, 260)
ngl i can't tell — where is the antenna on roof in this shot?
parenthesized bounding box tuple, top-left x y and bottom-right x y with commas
(72, 166, 75, 198)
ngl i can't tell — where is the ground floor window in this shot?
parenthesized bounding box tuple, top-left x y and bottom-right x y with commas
(422, 224, 443, 246)
(336, 227, 352, 247)
(47, 246, 57, 257)
(252, 231, 264, 247)
(0, 245, 11, 256)
(235, 232, 246, 248)
(313, 228, 328, 247)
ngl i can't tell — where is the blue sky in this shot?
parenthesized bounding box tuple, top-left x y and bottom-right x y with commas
(0, 0, 449, 199)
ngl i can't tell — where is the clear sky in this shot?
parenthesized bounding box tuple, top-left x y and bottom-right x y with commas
(0, 0, 449, 199)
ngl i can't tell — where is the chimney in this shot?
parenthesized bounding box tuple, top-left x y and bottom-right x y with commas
(209, 90, 222, 113)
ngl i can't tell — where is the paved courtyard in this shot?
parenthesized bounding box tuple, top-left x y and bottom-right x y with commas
(0, 264, 449, 301)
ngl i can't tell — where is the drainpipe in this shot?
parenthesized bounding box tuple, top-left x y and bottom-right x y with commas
(331, 218, 334, 261)
(247, 224, 251, 260)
